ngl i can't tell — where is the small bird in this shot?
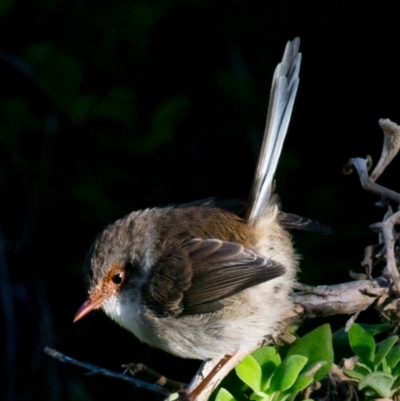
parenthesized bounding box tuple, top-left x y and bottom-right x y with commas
(74, 38, 323, 363)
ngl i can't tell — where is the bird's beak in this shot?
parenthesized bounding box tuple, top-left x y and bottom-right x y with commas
(73, 293, 107, 322)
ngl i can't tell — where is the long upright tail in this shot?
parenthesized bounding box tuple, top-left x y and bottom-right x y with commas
(246, 38, 301, 224)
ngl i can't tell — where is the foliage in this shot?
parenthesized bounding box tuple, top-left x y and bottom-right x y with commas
(212, 323, 400, 401)
(344, 323, 400, 399)
(213, 325, 333, 401)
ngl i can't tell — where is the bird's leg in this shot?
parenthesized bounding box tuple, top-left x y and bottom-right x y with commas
(177, 354, 234, 400)
(176, 345, 262, 401)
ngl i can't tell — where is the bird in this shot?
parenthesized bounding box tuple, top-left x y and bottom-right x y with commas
(74, 37, 324, 368)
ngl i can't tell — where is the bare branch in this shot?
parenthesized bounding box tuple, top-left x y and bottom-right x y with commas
(371, 119, 400, 181)
(122, 363, 186, 393)
(382, 211, 400, 289)
(290, 277, 390, 320)
(343, 157, 400, 203)
(43, 347, 170, 396)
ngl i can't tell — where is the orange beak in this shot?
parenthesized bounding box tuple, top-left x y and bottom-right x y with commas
(73, 293, 108, 322)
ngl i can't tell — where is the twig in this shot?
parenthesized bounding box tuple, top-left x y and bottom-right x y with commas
(343, 157, 400, 204)
(361, 244, 381, 279)
(370, 119, 400, 181)
(43, 347, 170, 396)
(122, 363, 187, 393)
(382, 211, 400, 291)
(344, 119, 400, 203)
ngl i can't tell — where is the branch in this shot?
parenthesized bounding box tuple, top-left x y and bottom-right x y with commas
(290, 277, 389, 320)
(43, 347, 170, 396)
(343, 156, 400, 203)
(371, 119, 400, 181)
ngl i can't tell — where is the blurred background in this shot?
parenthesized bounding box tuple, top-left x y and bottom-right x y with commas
(1, 1, 400, 400)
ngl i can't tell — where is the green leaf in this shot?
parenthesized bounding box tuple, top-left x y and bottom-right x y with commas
(332, 327, 351, 345)
(287, 324, 333, 381)
(387, 344, 400, 370)
(344, 369, 365, 380)
(360, 323, 392, 336)
(381, 357, 390, 373)
(333, 323, 392, 345)
(392, 363, 400, 377)
(374, 336, 398, 367)
(359, 372, 394, 398)
(290, 375, 314, 393)
(252, 346, 281, 367)
(270, 355, 308, 392)
(215, 388, 238, 401)
(236, 355, 262, 392)
(252, 346, 281, 390)
(348, 324, 375, 368)
(392, 375, 400, 391)
(249, 391, 268, 401)
(301, 361, 327, 378)
(354, 362, 372, 376)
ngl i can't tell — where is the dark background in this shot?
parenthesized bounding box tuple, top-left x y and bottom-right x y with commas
(1, 1, 400, 400)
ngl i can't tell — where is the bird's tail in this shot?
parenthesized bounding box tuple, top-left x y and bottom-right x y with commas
(246, 38, 301, 224)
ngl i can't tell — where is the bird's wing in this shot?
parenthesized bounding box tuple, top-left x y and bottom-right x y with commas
(142, 238, 285, 317)
(278, 212, 331, 234)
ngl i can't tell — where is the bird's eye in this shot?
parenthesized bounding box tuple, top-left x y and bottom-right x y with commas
(112, 272, 124, 285)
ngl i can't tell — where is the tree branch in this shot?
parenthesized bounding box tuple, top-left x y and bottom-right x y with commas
(290, 277, 390, 320)
(43, 347, 170, 396)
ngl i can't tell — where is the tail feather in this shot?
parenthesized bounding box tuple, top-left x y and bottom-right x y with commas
(247, 38, 301, 224)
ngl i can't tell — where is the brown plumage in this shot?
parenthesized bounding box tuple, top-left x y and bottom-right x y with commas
(74, 38, 327, 362)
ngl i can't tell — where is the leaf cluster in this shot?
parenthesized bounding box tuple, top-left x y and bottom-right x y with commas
(214, 325, 333, 401)
(343, 323, 400, 399)
(212, 322, 400, 401)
